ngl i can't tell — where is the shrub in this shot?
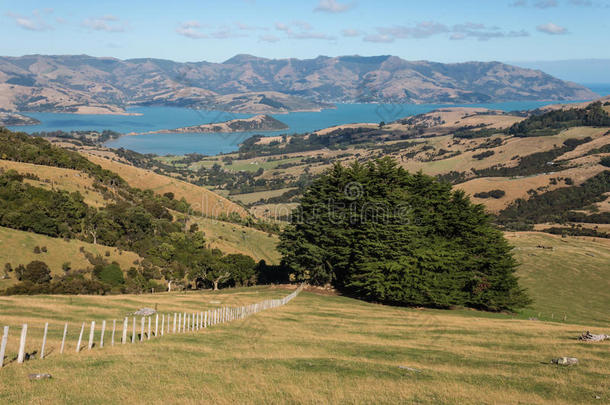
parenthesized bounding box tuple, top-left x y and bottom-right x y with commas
(22, 261, 51, 284)
(489, 189, 506, 199)
(33, 246, 41, 254)
(93, 262, 125, 286)
(473, 150, 495, 160)
(600, 156, 610, 168)
(474, 190, 505, 199)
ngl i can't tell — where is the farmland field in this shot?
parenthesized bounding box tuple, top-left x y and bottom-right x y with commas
(0, 285, 607, 404)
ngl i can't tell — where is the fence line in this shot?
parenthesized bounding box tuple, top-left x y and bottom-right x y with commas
(0, 285, 303, 370)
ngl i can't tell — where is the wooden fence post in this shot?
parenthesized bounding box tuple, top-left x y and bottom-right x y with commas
(111, 320, 116, 346)
(100, 320, 106, 348)
(60, 323, 67, 354)
(0, 326, 9, 368)
(76, 322, 85, 352)
(88, 321, 95, 350)
(17, 324, 27, 363)
(40, 322, 49, 359)
(155, 314, 159, 337)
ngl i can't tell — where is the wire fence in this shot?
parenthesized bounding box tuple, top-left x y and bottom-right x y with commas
(0, 285, 303, 369)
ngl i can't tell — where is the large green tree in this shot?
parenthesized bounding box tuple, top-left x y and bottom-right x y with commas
(279, 158, 530, 311)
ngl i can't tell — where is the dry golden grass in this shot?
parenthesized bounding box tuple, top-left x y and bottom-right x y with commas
(230, 188, 297, 205)
(0, 286, 607, 404)
(187, 217, 280, 264)
(401, 127, 602, 176)
(457, 164, 608, 212)
(0, 159, 107, 207)
(250, 203, 298, 221)
(85, 154, 248, 218)
(0, 226, 142, 289)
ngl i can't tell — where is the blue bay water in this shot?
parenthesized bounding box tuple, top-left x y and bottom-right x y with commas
(8, 94, 606, 156)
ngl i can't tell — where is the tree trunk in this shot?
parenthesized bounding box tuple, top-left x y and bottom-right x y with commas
(213, 280, 219, 291)
(167, 280, 172, 293)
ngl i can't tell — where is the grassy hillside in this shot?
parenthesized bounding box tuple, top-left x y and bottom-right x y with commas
(188, 216, 280, 264)
(0, 287, 607, 404)
(0, 159, 108, 208)
(0, 227, 142, 289)
(508, 232, 610, 325)
(85, 153, 248, 218)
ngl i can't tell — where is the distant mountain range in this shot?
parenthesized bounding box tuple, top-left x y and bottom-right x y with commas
(0, 54, 598, 114)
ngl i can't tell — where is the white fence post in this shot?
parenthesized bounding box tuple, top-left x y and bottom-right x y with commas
(76, 322, 85, 352)
(132, 317, 136, 344)
(60, 323, 68, 354)
(122, 317, 128, 344)
(140, 317, 144, 342)
(88, 321, 95, 350)
(161, 314, 165, 336)
(40, 322, 49, 359)
(155, 314, 159, 337)
(147, 317, 151, 340)
(0, 326, 9, 368)
(100, 320, 106, 348)
(111, 320, 116, 346)
(177, 313, 181, 333)
(17, 324, 28, 363)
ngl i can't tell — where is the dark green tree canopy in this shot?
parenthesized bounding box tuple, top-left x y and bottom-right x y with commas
(279, 158, 530, 311)
(22, 261, 52, 284)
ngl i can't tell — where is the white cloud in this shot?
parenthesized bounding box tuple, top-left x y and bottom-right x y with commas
(369, 21, 530, 42)
(314, 0, 355, 13)
(341, 28, 362, 37)
(176, 21, 208, 39)
(363, 34, 395, 43)
(235, 22, 266, 31)
(275, 22, 292, 33)
(292, 32, 336, 40)
(5, 10, 53, 31)
(259, 34, 280, 43)
(377, 22, 449, 39)
(273, 21, 335, 41)
(82, 15, 127, 32)
(536, 22, 568, 34)
(510, 0, 559, 6)
(534, 0, 559, 8)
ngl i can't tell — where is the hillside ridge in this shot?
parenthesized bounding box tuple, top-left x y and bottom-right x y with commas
(0, 54, 597, 114)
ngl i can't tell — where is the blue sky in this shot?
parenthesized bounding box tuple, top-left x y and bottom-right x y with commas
(2, 0, 609, 63)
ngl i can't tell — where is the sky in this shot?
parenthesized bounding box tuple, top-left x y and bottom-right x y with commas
(1, 0, 609, 64)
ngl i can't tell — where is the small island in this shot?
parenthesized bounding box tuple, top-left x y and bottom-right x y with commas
(0, 112, 40, 126)
(145, 114, 289, 134)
